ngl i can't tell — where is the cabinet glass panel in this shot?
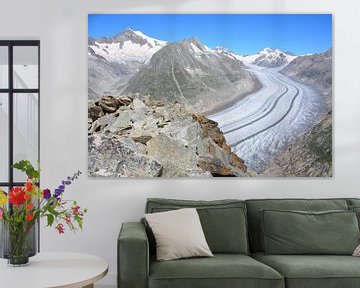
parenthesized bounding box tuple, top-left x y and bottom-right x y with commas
(0, 47, 8, 89)
(0, 94, 9, 182)
(13, 93, 39, 182)
(13, 46, 38, 89)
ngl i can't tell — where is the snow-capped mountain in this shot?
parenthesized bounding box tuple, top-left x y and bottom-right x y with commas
(89, 28, 167, 65)
(214, 47, 297, 68)
(240, 48, 297, 68)
(88, 29, 167, 99)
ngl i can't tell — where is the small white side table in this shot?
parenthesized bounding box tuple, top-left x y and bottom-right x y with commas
(0, 252, 108, 288)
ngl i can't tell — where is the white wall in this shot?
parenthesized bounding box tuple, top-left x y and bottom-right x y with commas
(1, 0, 360, 285)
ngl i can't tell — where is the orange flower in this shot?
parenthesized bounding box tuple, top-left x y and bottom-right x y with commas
(25, 182, 33, 192)
(24, 193, 31, 200)
(26, 203, 34, 210)
(26, 214, 33, 221)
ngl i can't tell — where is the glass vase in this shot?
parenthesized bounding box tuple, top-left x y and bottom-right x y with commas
(0, 220, 37, 266)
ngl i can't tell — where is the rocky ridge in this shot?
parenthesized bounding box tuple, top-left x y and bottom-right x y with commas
(124, 38, 260, 113)
(281, 48, 332, 109)
(88, 95, 250, 177)
(263, 48, 333, 177)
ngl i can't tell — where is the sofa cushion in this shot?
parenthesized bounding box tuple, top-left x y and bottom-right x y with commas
(261, 209, 359, 255)
(246, 198, 349, 252)
(146, 198, 249, 254)
(145, 208, 213, 261)
(149, 254, 284, 288)
(252, 252, 360, 288)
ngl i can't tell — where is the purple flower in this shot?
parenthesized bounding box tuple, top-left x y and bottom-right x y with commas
(54, 189, 63, 199)
(53, 171, 81, 199)
(43, 189, 51, 200)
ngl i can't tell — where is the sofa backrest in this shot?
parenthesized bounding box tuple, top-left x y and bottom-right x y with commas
(245, 198, 349, 252)
(348, 198, 360, 207)
(145, 198, 249, 255)
(347, 198, 360, 229)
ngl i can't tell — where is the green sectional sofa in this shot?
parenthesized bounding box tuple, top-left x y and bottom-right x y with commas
(118, 198, 360, 288)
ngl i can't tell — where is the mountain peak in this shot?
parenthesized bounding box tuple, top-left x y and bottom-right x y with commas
(132, 30, 167, 47)
(88, 28, 167, 68)
(123, 27, 137, 37)
(181, 37, 207, 54)
(94, 28, 167, 49)
(124, 27, 135, 32)
(239, 47, 297, 68)
(259, 47, 287, 55)
(113, 28, 151, 46)
(260, 47, 275, 54)
(215, 46, 228, 53)
(183, 37, 202, 46)
(258, 48, 297, 57)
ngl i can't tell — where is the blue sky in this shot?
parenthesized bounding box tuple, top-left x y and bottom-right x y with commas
(88, 14, 332, 55)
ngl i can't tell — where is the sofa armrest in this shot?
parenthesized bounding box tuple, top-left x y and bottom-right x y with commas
(118, 222, 149, 288)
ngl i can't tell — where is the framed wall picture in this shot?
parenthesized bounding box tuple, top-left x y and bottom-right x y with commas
(88, 14, 332, 178)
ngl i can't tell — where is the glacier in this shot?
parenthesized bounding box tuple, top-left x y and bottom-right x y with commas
(209, 64, 326, 173)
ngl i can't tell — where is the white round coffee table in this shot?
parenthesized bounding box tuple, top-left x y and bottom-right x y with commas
(0, 252, 108, 288)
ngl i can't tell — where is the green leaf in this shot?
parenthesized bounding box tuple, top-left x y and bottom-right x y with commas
(13, 160, 40, 180)
(47, 214, 54, 227)
(75, 216, 83, 230)
(46, 205, 60, 217)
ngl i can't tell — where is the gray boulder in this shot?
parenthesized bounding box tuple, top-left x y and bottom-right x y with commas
(147, 134, 198, 177)
(88, 134, 162, 177)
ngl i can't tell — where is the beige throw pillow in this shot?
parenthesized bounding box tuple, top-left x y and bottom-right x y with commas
(145, 208, 213, 261)
(353, 244, 360, 256)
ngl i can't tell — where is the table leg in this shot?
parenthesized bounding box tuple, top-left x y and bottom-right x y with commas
(82, 284, 94, 288)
